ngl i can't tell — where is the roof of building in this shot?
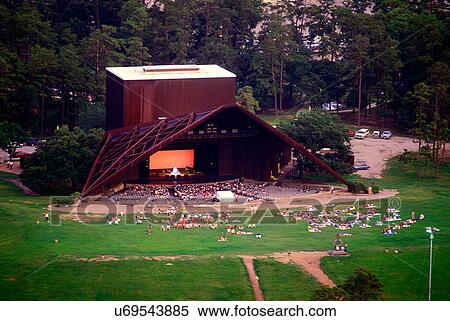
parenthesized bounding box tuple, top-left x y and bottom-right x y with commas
(106, 64, 236, 81)
(82, 104, 351, 197)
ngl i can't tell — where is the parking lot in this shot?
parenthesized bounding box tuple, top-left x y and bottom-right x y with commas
(350, 135, 418, 178)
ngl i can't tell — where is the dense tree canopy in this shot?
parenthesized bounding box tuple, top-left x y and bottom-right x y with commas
(0, 0, 447, 136)
(0, 121, 29, 161)
(278, 109, 352, 174)
(20, 126, 103, 195)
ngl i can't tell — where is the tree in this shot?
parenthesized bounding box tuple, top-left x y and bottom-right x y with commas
(20, 126, 104, 195)
(0, 121, 29, 162)
(163, 0, 196, 64)
(311, 268, 384, 301)
(306, 0, 337, 60)
(365, 15, 401, 123)
(344, 0, 374, 13)
(81, 25, 124, 96)
(10, 3, 54, 60)
(236, 86, 260, 114)
(253, 11, 294, 114)
(118, 0, 151, 65)
(341, 268, 384, 300)
(278, 109, 352, 175)
(118, 0, 148, 38)
(55, 43, 88, 127)
(411, 82, 432, 179)
(348, 33, 369, 126)
(122, 37, 151, 66)
(0, 0, 447, 136)
(279, 109, 350, 155)
(310, 286, 347, 301)
(29, 45, 57, 135)
(428, 62, 449, 177)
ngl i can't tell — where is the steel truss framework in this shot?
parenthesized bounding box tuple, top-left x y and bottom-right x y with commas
(82, 104, 351, 196)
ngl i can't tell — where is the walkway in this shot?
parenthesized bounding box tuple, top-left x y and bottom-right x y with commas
(241, 256, 264, 301)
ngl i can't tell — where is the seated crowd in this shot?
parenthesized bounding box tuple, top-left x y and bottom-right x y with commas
(111, 180, 325, 205)
(110, 184, 171, 204)
(279, 205, 426, 235)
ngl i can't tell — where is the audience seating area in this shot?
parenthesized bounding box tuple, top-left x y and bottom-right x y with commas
(109, 179, 326, 205)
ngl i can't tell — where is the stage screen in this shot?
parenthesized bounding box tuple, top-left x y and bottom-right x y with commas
(149, 150, 194, 170)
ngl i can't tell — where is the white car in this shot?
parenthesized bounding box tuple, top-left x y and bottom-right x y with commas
(381, 130, 392, 139)
(355, 129, 370, 139)
(372, 130, 380, 138)
(322, 102, 344, 111)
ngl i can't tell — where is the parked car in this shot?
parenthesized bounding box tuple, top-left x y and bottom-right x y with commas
(322, 101, 344, 111)
(11, 141, 24, 148)
(348, 129, 356, 137)
(353, 161, 370, 170)
(355, 128, 370, 139)
(381, 130, 392, 139)
(372, 130, 380, 138)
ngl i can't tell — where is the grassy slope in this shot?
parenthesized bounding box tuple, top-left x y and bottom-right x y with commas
(0, 159, 448, 300)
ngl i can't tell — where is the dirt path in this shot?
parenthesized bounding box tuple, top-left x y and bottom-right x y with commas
(258, 251, 335, 287)
(241, 256, 264, 301)
(3, 178, 39, 196)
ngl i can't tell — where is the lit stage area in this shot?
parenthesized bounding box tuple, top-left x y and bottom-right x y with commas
(130, 145, 241, 185)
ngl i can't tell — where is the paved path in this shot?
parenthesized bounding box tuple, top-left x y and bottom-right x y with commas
(53, 189, 399, 216)
(241, 256, 264, 301)
(0, 162, 22, 175)
(3, 178, 39, 196)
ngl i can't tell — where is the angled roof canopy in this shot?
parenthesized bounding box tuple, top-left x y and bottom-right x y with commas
(82, 104, 351, 196)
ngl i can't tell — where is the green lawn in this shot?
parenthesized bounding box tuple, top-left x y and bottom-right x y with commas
(320, 159, 450, 300)
(254, 259, 321, 300)
(0, 159, 448, 300)
(1, 257, 253, 300)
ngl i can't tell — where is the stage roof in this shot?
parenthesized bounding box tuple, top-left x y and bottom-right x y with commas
(106, 65, 236, 81)
(82, 104, 351, 197)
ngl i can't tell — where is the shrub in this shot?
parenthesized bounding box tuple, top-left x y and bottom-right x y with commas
(311, 268, 384, 301)
(370, 184, 380, 193)
(51, 195, 76, 206)
(349, 181, 368, 193)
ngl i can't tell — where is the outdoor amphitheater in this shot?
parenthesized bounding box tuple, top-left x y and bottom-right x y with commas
(0, 65, 447, 302)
